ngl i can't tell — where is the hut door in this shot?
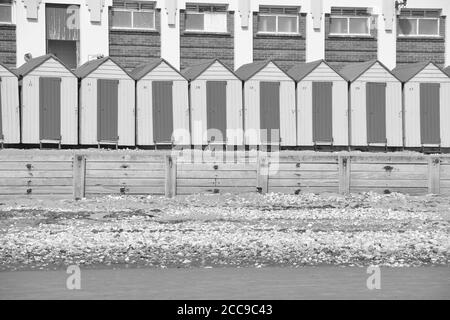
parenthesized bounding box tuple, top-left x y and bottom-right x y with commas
(312, 82, 333, 143)
(420, 83, 440, 145)
(152, 81, 174, 144)
(97, 79, 119, 142)
(260, 82, 280, 144)
(39, 77, 61, 141)
(366, 82, 386, 144)
(206, 81, 227, 143)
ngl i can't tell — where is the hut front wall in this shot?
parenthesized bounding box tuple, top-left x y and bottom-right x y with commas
(136, 79, 189, 146)
(404, 81, 450, 148)
(297, 64, 348, 146)
(190, 78, 243, 146)
(244, 79, 296, 146)
(0, 74, 20, 143)
(21, 58, 78, 145)
(80, 77, 135, 146)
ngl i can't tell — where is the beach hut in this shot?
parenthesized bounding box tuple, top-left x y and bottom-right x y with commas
(75, 57, 135, 147)
(287, 60, 348, 147)
(340, 60, 403, 148)
(0, 63, 20, 146)
(393, 61, 450, 148)
(130, 59, 190, 147)
(182, 59, 243, 146)
(15, 54, 78, 146)
(235, 61, 296, 146)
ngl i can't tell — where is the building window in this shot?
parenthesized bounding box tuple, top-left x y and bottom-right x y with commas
(185, 4, 228, 33)
(257, 6, 300, 34)
(0, 1, 12, 24)
(330, 7, 371, 36)
(398, 9, 441, 37)
(111, 1, 156, 30)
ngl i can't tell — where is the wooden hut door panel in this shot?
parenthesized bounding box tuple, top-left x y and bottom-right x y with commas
(206, 81, 227, 143)
(39, 77, 61, 141)
(152, 81, 174, 144)
(312, 82, 333, 143)
(420, 83, 440, 145)
(260, 82, 280, 144)
(97, 79, 119, 142)
(366, 82, 386, 144)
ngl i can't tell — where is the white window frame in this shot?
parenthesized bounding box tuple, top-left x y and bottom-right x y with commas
(111, 4, 156, 31)
(185, 5, 228, 33)
(0, 3, 13, 24)
(257, 13, 300, 35)
(398, 17, 441, 37)
(329, 15, 371, 36)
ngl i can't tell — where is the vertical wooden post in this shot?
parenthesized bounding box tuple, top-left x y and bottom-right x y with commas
(428, 156, 440, 195)
(165, 155, 177, 198)
(73, 155, 86, 200)
(338, 155, 350, 194)
(257, 153, 269, 194)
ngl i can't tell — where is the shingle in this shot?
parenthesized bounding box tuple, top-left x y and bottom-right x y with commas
(392, 61, 431, 83)
(130, 58, 186, 81)
(235, 61, 270, 81)
(339, 60, 378, 82)
(15, 54, 55, 77)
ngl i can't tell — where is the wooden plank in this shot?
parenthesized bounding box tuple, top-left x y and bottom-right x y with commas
(84, 154, 166, 161)
(177, 163, 257, 171)
(0, 186, 74, 195)
(350, 180, 428, 188)
(165, 155, 176, 198)
(269, 171, 339, 179)
(428, 157, 440, 195)
(176, 186, 256, 195)
(0, 178, 73, 186)
(85, 178, 164, 187)
(350, 155, 428, 162)
(0, 161, 73, 171)
(85, 170, 165, 178)
(270, 163, 339, 171)
(73, 155, 85, 200)
(0, 171, 73, 178)
(350, 187, 428, 195)
(350, 172, 428, 180)
(269, 179, 339, 187)
(177, 171, 256, 179)
(85, 186, 165, 195)
(257, 155, 269, 194)
(268, 186, 338, 194)
(86, 162, 165, 170)
(276, 155, 339, 162)
(439, 165, 450, 179)
(0, 155, 74, 161)
(338, 155, 350, 194)
(350, 164, 428, 172)
(177, 179, 256, 188)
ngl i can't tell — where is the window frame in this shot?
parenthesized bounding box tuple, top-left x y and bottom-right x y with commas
(329, 15, 371, 36)
(398, 16, 441, 37)
(0, 3, 13, 24)
(257, 12, 300, 35)
(111, 3, 156, 31)
(184, 5, 228, 33)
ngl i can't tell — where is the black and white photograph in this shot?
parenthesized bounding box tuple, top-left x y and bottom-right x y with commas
(0, 0, 449, 308)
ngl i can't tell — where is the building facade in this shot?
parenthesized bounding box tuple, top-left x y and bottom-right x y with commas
(0, 0, 449, 71)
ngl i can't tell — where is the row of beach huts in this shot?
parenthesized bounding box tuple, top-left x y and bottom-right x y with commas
(0, 54, 450, 149)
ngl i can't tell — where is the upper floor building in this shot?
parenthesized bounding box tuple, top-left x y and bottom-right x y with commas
(0, 0, 449, 71)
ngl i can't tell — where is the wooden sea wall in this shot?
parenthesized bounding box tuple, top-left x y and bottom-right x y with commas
(0, 150, 449, 199)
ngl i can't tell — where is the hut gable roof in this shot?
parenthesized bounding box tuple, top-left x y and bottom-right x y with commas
(182, 59, 236, 81)
(287, 60, 344, 82)
(0, 62, 17, 77)
(15, 54, 75, 78)
(130, 59, 186, 81)
(445, 66, 450, 76)
(392, 61, 447, 82)
(340, 60, 399, 83)
(235, 60, 293, 81)
(74, 56, 131, 79)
